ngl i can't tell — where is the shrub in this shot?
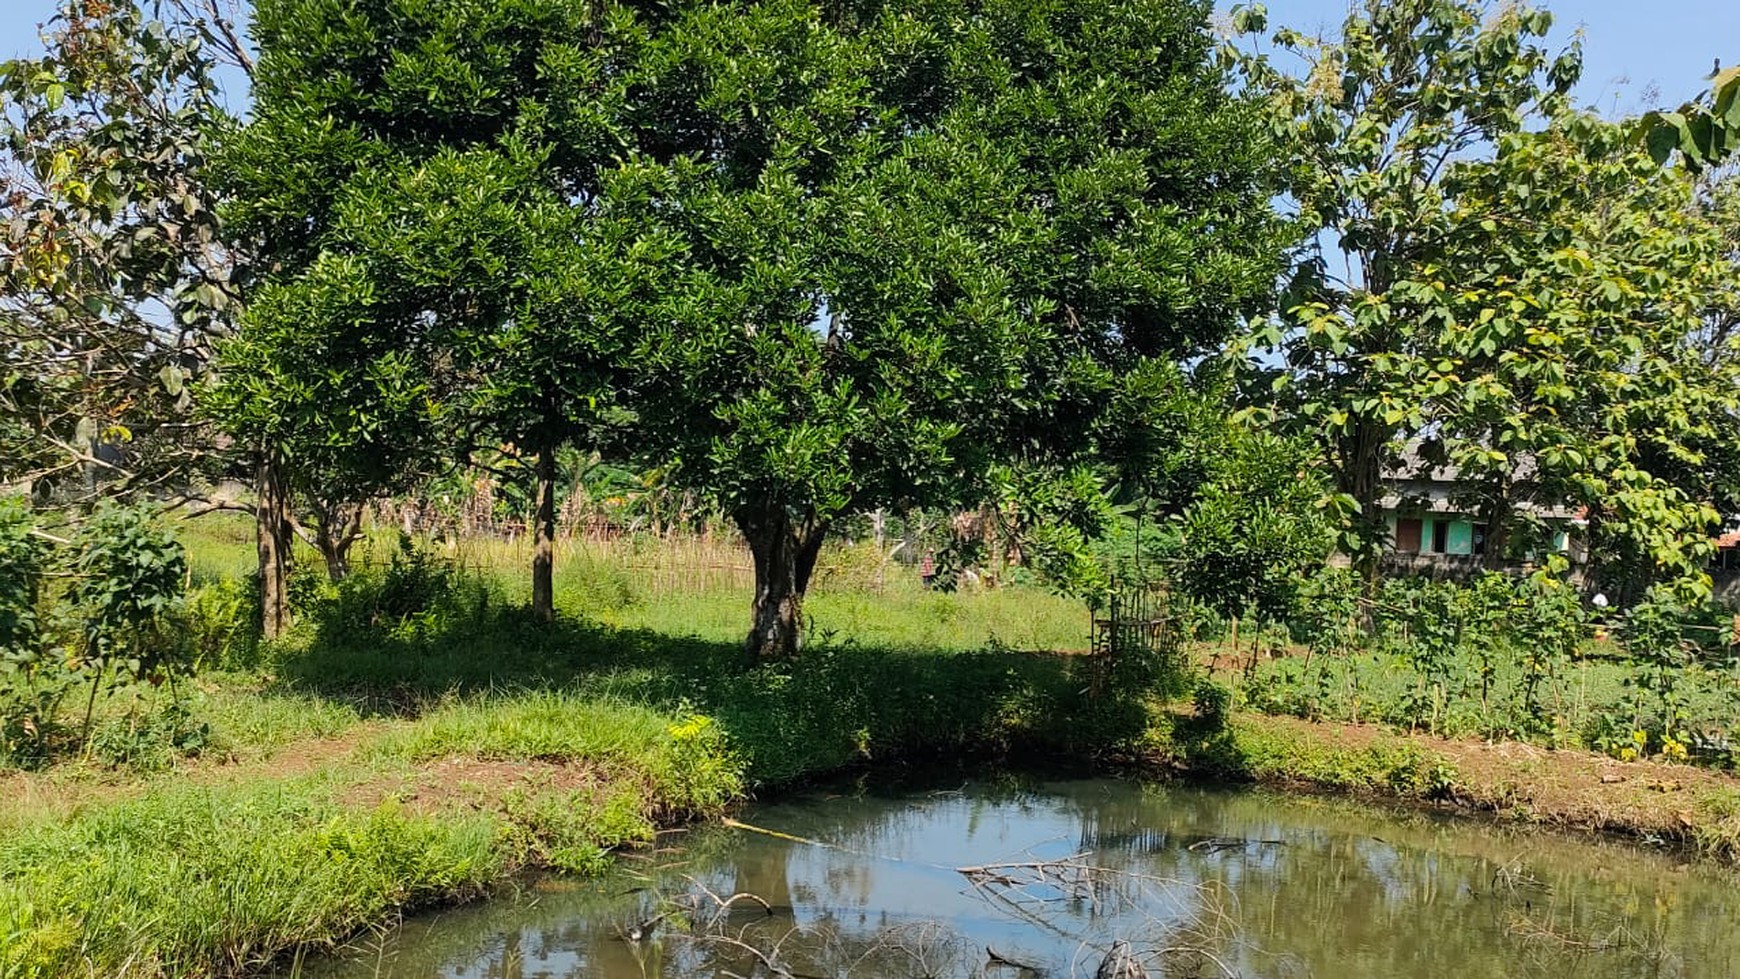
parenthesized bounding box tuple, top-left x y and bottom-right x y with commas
(174, 578, 257, 671)
(0, 498, 58, 766)
(1618, 588, 1699, 753)
(70, 504, 190, 685)
(308, 535, 492, 644)
(0, 496, 44, 661)
(1192, 678, 1231, 728)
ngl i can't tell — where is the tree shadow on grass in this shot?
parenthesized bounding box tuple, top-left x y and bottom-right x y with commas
(273, 586, 1163, 786)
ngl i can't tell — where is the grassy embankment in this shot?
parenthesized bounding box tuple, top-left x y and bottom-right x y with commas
(0, 520, 1121, 978)
(7, 518, 1740, 977)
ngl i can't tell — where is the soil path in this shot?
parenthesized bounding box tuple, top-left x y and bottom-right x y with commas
(1251, 715, 1740, 847)
(0, 722, 387, 824)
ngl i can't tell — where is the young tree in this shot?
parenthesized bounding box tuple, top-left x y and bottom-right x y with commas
(0, 2, 309, 636)
(1231, 0, 1580, 581)
(0, 1, 236, 497)
(624, 0, 1287, 658)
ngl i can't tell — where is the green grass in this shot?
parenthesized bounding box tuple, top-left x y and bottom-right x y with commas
(0, 777, 502, 979)
(0, 690, 751, 979)
(374, 692, 678, 763)
(177, 512, 265, 584)
(197, 680, 365, 758)
(1145, 709, 1459, 798)
(175, 518, 1091, 655)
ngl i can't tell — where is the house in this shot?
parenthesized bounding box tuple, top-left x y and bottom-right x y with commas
(1377, 444, 1582, 576)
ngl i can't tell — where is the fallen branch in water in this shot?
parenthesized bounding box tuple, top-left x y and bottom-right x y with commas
(1186, 837, 1285, 853)
(986, 944, 1042, 971)
(682, 874, 775, 922)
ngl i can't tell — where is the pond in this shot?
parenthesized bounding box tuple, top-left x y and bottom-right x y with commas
(300, 778, 1739, 978)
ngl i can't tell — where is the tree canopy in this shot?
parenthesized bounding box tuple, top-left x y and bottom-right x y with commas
(0, 1, 237, 501)
(617, 0, 1287, 656)
(223, 0, 1287, 656)
(1231, 0, 1581, 578)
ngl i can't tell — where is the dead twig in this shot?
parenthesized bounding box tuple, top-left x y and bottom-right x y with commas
(986, 944, 1043, 971)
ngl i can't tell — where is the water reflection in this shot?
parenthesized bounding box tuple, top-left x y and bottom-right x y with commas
(299, 781, 1739, 978)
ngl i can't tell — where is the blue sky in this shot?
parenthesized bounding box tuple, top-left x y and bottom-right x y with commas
(1233, 1, 1731, 115)
(0, 1, 1728, 113)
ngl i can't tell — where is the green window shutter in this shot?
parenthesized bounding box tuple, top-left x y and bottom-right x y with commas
(1446, 520, 1474, 555)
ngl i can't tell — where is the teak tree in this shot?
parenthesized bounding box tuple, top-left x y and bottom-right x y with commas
(1424, 115, 1740, 596)
(1642, 64, 1739, 172)
(622, 0, 1286, 659)
(1231, 0, 1580, 581)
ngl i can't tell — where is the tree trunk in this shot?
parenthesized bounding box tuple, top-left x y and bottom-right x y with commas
(1342, 418, 1389, 589)
(738, 503, 828, 661)
(1481, 489, 1513, 571)
(314, 502, 364, 582)
(531, 444, 557, 622)
(256, 451, 294, 639)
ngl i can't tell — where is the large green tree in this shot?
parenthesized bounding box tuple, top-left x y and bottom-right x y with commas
(622, 0, 1286, 658)
(224, 0, 1285, 651)
(1232, 0, 1580, 580)
(221, 0, 675, 618)
(1421, 115, 1740, 595)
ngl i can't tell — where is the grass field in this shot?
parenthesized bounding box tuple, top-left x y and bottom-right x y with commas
(179, 513, 1093, 654)
(0, 516, 1134, 977)
(8, 515, 1740, 977)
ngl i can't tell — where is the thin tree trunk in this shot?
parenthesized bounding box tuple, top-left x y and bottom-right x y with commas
(531, 444, 557, 622)
(738, 503, 828, 661)
(1340, 417, 1390, 590)
(314, 502, 364, 582)
(1481, 489, 1512, 571)
(256, 451, 294, 639)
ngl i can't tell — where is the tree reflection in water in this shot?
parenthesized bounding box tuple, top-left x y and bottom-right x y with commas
(297, 780, 1740, 979)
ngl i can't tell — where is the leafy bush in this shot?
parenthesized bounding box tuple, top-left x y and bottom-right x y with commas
(1192, 678, 1231, 728)
(173, 577, 257, 671)
(0, 503, 224, 768)
(70, 504, 190, 685)
(0, 496, 44, 661)
(308, 535, 491, 644)
(1618, 588, 1700, 754)
(0, 498, 58, 765)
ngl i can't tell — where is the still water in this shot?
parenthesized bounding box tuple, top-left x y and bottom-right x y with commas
(305, 779, 1739, 978)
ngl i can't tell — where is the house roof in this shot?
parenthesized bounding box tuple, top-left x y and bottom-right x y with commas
(1382, 441, 1545, 483)
(1378, 440, 1579, 519)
